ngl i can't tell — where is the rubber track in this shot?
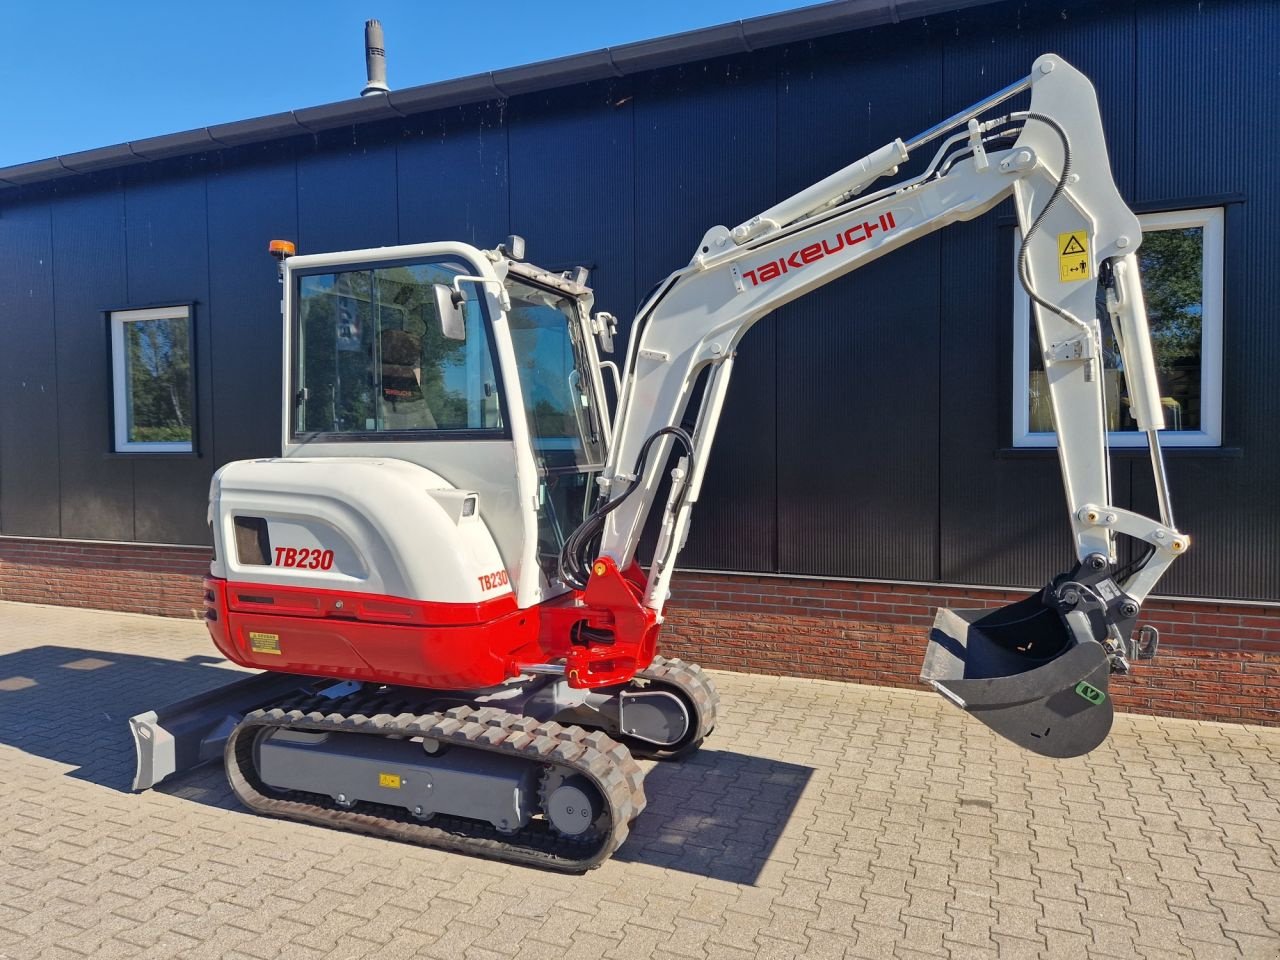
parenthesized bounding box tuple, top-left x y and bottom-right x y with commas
(632, 656, 721, 760)
(225, 692, 646, 872)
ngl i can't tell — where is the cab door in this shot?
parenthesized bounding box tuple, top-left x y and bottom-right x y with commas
(503, 275, 610, 583)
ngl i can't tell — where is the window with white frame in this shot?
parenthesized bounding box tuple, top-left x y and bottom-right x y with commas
(1013, 207, 1223, 447)
(109, 305, 195, 453)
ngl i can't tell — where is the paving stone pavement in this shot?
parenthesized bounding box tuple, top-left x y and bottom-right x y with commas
(0, 600, 1277, 960)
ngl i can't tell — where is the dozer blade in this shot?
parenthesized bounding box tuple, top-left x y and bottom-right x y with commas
(921, 599, 1113, 759)
(129, 670, 323, 790)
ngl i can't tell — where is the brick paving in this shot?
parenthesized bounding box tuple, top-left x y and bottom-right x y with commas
(0, 600, 1277, 960)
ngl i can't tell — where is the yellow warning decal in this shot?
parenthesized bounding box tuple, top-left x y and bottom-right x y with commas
(379, 773, 401, 789)
(1058, 231, 1090, 283)
(248, 631, 281, 655)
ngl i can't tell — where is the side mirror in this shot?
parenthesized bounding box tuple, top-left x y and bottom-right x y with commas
(593, 312, 617, 354)
(433, 283, 466, 341)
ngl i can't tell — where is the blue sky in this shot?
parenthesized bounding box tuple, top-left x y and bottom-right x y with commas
(0, 0, 816, 168)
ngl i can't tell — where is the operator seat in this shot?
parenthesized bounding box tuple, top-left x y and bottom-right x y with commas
(379, 329, 438, 429)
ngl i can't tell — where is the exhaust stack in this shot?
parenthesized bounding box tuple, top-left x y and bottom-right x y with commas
(361, 19, 389, 96)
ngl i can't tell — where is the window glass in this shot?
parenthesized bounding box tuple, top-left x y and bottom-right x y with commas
(295, 261, 502, 436)
(505, 278, 606, 578)
(110, 306, 193, 453)
(1017, 208, 1223, 447)
(505, 279, 605, 469)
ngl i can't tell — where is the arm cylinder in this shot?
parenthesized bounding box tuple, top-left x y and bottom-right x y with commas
(1108, 253, 1176, 527)
(1108, 254, 1165, 432)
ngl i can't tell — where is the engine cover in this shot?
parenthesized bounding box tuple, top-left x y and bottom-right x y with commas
(210, 457, 510, 606)
(204, 457, 542, 689)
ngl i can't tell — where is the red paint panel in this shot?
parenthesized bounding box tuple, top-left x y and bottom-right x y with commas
(209, 578, 538, 689)
(224, 580, 517, 626)
(206, 567, 660, 691)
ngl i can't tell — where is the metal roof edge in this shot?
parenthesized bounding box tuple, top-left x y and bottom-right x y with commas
(0, 0, 1002, 191)
(208, 111, 307, 147)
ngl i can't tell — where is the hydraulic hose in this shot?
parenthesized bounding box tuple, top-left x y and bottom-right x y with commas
(1014, 112, 1090, 337)
(558, 426, 695, 590)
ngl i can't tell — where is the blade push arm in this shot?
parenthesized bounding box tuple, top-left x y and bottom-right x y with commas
(581, 55, 1186, 644)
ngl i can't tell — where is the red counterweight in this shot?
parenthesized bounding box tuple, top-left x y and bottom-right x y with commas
(204, 557, 659, 692)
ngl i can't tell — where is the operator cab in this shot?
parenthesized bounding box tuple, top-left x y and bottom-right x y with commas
(281, 239, 613, 602)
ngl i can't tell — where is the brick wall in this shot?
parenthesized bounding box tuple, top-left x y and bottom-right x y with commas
(2, 536, 1276, 725)
(0, 537, 210, 619)
(661, 572, 1280, 726)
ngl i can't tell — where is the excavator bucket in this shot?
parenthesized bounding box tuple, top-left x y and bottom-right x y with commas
(921, 593, 1113, 758)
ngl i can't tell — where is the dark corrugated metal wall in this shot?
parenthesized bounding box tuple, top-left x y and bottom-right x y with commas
(53, 189, 132, 541)
(633, 57, 779, 572)
(1128, 0, 1280, 599)
(0, 204, 58, 537)
(206, 148, 297, 469)
(0, 0, 1274, 600)
(774, 29, 944, 582)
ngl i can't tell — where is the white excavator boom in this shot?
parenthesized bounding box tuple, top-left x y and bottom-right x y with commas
(589, 55, 1186, 611)
(552, 54, 1188, 757)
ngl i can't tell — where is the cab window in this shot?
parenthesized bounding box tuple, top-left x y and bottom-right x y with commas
(294, 260, 503, 436)
(505, 278, 606, 577)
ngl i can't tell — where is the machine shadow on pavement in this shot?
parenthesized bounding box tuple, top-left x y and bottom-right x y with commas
(0, 644, 814, 882)
(615, 749, 814, 885)
(0, 644, 249, 795)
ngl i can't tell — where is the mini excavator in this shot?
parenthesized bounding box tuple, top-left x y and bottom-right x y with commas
(131, 55, 1188, 870)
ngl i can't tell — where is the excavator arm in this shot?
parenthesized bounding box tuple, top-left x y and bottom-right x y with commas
(564, 54, 1189, 757)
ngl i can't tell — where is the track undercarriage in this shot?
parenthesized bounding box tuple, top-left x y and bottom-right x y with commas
(134, 657, 717, 871)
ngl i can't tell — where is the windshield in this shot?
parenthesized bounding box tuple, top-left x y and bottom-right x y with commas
(505, 277, 606, 580)
(505, 278, 605, 469)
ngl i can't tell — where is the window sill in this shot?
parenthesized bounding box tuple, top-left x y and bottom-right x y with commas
(104, 451, 202, 460)
(997, 446, 1243, 459)
(290, 430, 509, 443)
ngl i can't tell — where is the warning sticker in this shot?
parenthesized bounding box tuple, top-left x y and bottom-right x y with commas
(379, 773, 402, 789)
(248, 631, 281, 655)
(1058, 231, 1091, 282)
